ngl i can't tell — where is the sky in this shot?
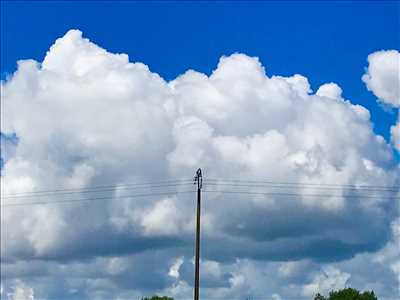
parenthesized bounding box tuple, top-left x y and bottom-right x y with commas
(0, 1, 399, 300)
(1, 0, 399, 140)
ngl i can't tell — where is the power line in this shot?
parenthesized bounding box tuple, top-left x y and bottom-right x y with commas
(1, 179, 193, 196)
(202, 190, 400, 199)
(1, 190, 196, 207)
(3, 189, 398, 208)
(2, 179, 396, 198)
(203, 182, 399, 192)
(205, 179, 399, 190)
(2, 177, 398, 207)
(2, 182, 193, 199)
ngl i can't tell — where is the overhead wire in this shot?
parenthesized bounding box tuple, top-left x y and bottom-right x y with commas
(3, 189, 398, 208)
(1, 178, 398, 208)
(204, 178, 399, 191)
(1, 179, 194, 197)
(2, 182, 194, 199)
(202, 181, 399, 192)
(202, 190, 400, 199)
(1, 190, 196, 207)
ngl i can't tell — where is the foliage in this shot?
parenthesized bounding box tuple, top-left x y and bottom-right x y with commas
(314, 288, 377, 300)
(141, 296, 174, 300)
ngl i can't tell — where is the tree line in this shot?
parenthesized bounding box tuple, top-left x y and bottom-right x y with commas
(141, 287, 378, 300)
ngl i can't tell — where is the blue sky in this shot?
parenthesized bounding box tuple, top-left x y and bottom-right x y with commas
(1, 0, 399, 141)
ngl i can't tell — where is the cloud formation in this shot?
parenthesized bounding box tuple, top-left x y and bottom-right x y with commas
(302, 266, 350, 297)
(391, 120, 400, 152)
(1, 30, 399, 299)
(361, 49, 400, 153)
(362, 50, 400, 108)
(5, 280, 35, 300)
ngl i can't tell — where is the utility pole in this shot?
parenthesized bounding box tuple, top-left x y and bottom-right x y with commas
(194, 168, 202, 300)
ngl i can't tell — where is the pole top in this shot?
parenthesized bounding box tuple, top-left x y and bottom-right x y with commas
(194, 168, 202, 190)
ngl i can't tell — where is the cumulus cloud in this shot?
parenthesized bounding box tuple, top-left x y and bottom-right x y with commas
(168, 257, 184, 279)
(391, 119, 400, 152)
(362, 49, 399, 154)
(1, 30, 399, 299)
(6, 280, 35, 300)
(316, 83, 343, 100)
(372, 218, 400, 284)
(302, 266, 350, 297)
(362, 50, 400, 107)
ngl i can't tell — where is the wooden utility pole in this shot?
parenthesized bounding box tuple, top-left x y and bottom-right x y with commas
(194, 168, 202, 300)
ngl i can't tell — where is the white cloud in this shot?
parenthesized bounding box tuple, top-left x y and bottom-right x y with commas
(271, 293, 282, 300)
(168, 257, 184, 279)
(1, 30, 399, 299)
(164, 279, 192, 299)
(373, 218, 400, 281)
(391, 119, 400, 152)
(316, 82, 343, 100)
(141, 197, 183, 236)
(6, 280, 35, 300)
(302, 266, 351, 297)
(362, 50, 400, 107)
(106, 257, 127, 276)
(278, 260, 310, 278)
(362, 49, 399, 157)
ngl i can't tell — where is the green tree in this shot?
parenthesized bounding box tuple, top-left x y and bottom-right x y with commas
(314, 288, 377, 300)
(141, 296, 174, 300)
